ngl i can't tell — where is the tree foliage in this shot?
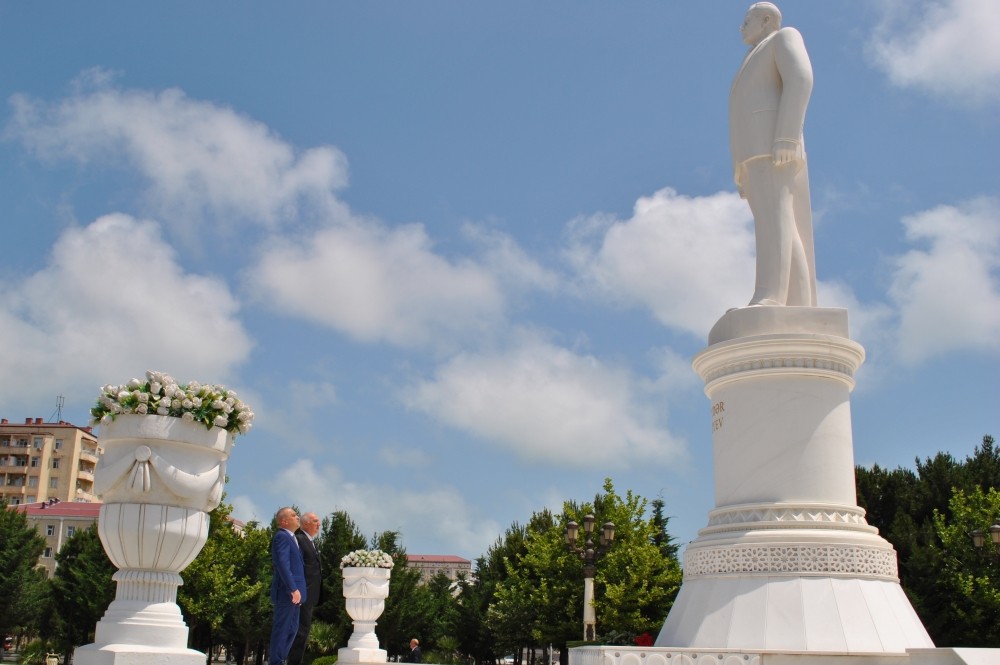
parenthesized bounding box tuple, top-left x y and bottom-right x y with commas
(486, 479, 682, 662)
(856, 434, 999, 647)
(46, 524, 116, 660)
(0, 499, 47, 651)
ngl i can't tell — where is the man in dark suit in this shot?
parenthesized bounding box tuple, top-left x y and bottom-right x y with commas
(270, 507, 306, 665)
(288, 512, 322, 665)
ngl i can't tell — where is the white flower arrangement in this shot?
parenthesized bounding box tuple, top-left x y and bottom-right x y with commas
(340, 549, 395, 569)
(91, 370, 255, 437)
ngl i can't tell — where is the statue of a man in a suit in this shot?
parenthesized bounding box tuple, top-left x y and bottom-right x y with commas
(730, 2, 817, 307)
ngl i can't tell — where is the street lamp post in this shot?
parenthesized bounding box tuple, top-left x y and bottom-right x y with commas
(565, 514, 615, 642)
(971, 519, 1000, 560)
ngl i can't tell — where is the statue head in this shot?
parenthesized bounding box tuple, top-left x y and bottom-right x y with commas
(742, 2, 782, 46)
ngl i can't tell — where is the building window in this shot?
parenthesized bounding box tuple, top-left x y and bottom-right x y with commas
(10, 497, 20, 505)
(67, 526, 76, 538)
(30, 457, 40, 467)
(15, 438, 29, 448)
(54, 439, 63, 450)
(42, 547, 52, 558)
(33, 438, 43, 449)
(49, 478, 58, 489)
(0, 456, 7, 466)
(46, 525, 55, 536)
(26, 495, 35, 503)
(28, 477, 38, 488)
(51, 458, 60, 469)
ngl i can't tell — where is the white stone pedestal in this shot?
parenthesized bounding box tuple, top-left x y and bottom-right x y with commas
(657, 308, 934, 655)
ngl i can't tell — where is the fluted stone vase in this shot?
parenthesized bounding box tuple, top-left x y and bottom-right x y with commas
(338, 566, 391, 664)
(75, 414, 233, 665)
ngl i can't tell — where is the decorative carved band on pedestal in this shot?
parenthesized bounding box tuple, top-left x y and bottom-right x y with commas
(699, 503, 878, 535)
(683, 543, 898, 580)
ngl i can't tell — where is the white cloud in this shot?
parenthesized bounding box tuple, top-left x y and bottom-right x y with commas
(0, 213, 252, 410)
(6, 71, 350, 238)
(869, 0, 1000, 105)
(564, 187, 756, 337)
(886, 197, 1000, 364)
(402, 334, 685, 468)
(247, 222, 509, 349)
(271, 460, 501, 556)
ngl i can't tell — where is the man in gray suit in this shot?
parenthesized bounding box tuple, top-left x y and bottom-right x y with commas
(730, 2, 817, 307)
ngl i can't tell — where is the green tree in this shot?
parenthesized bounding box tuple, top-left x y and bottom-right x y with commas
(179, 502, 265, 658)
(856, 434, 999, 646)
(924, 486, 1000, 647)
(487, 480, 682, 661)
(47, 524, 116, 661)
(218, 519, 272, 665)
(0, 499, 47, 652)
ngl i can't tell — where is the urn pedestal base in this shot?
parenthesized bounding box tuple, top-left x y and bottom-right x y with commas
(337, 647, 389, 664)
(74, 644, 206, 665)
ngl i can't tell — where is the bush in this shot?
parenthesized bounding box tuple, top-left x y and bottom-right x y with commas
(310, 655, 338, 665)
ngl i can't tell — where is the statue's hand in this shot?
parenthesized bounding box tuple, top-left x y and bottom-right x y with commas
(772, 139, 803, 166)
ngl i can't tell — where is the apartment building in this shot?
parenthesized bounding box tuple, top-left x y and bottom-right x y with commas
(0, 417, 99, 506)
(406, 554, 473, 583)
(13, 499, 102, 577)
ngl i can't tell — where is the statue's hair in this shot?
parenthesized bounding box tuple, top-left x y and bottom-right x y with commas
(748, 2, 782, 28)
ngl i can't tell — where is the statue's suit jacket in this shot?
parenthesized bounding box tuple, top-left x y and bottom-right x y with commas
(729, 27, 814, 175)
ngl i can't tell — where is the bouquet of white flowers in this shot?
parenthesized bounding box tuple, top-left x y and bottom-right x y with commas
(340, 549, 395, 569)
(91, 370, 254, 437)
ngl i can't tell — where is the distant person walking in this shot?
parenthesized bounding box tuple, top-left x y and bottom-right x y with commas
(288, 512, 322, 665)
(404, 638, 422, 663)
(269, 507, 306, 665)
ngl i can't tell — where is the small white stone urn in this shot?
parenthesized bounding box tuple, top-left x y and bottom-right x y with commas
(338, 566, 391, 664)
(75, 414, 233, 665)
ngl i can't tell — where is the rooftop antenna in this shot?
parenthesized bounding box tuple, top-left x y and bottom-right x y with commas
(50, 395, 65, 422)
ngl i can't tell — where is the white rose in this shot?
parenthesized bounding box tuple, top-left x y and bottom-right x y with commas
(137, 392, 148, 403)
(181, 412, 195, 422)
(213, 415, 229, 428)
(157, 406, 169, 416)
(150, 381, 162, 395)
(191, 397, 202, 407)
(118, 391, 130, 401)
(136, 403, 148, 415)
(182, 399, 193, 409)
(128, 378, 142, 389)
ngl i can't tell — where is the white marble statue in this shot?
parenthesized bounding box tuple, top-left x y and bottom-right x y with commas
(730, 2, 817, 307)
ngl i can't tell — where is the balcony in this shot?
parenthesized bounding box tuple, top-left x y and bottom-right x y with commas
(77, 468, 95, 482)
(79, 449, 99, 463)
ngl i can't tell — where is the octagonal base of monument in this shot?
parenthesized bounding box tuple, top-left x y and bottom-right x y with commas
(656, 574, 932, 653)
(73, 643, 206, 665)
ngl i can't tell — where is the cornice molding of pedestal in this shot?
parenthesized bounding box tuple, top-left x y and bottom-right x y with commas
(693, 334, 865, 391)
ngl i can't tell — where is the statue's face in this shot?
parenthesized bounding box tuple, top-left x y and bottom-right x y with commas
(740, 9, 770, 45)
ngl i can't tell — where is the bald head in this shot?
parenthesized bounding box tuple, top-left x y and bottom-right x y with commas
(275, 507, 300, 530)
(300, 512, 321, 537)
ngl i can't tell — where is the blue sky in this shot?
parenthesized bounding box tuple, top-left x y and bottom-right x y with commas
(1, 1, 997, 561)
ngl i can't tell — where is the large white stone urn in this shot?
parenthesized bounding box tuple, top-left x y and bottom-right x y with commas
(338, 566, 391, 664)
(75, 414, 234, 665)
